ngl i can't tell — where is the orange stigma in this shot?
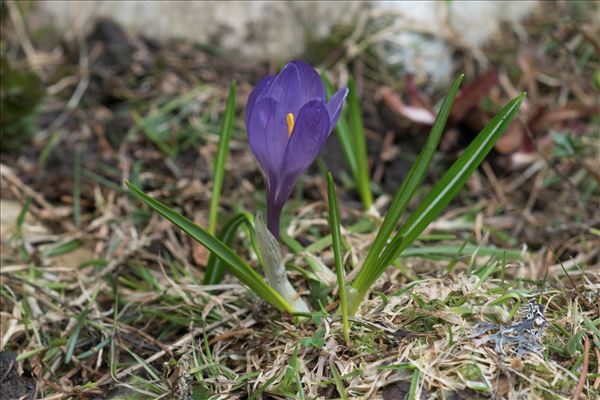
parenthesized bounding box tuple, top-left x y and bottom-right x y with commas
(286, 113, 295, 137)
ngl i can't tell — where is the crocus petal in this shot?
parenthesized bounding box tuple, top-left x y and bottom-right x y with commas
(267, 60, 326, 116)
(265, 99, 330, 225)
(290, 60, 327, 103)
(246, 74, 275, 128)
(326, 86, 349, 133)
(247, 96, 289, 182)
(282, 99, 331, 181)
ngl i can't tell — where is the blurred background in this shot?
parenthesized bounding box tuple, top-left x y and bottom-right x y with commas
(2, 0, 597, 238)
(1, 1, 598, 399)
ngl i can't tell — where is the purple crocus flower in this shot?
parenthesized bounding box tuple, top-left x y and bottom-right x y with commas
(246, 60, 348, 238)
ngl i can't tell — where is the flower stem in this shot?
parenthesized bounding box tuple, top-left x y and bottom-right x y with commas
(266, 201, 282, 239)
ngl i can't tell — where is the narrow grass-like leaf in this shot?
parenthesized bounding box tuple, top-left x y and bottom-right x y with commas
(77, 337, 110, 360)
(37, 130, 61, 169)
(134, 113, 175, 156)
(401, 244, 521, 259)
(330, 360, 349, 400)
(323, 78, 358, 177)
(126, 180, 295, 313)
(489, 292, 523, 320)
(203, 211, 253, 285)
(82, 169, 125, 193)
(324, 77, 371, 209)
(327, 172, 350, 344)
(65, 308, 89, 363)
(347, 78, 373, 209)
(351, 93, 526, 309)
(109, 286, 119, 382)
(208, 82, 237, 235)
(121, 345, 163, 383)
(446, 238, 473, 273)
(73, 145, 82, 227)
(17, 346, 50, 362)
(582, 316, 600, 350)
(473, 260, 500, 289)
(408, 368, 420, 400)
(357, 74, 464, 289)
(66, 287, 100, 364)
(16, 197, 32, 234)
(354, 233, 403, 307)
(389, 94, 526, 248)
(305, 218, 373, 253)
(132, 86, 207, 157)
(248, 374, 279, 400)
(45, 239, 82, 257)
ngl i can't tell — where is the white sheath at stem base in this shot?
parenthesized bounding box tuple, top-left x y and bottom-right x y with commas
(255, 214, 309, 313)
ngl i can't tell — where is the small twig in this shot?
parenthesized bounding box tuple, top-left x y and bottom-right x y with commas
(0, 357, 15, 383)
(208, 328, 254, 346)
(5, 0, 39, 72)
(0, 163, 54, 211)
(481, 161, 509, 206)
(549, 245, 579, 290)
(547, 249, 599, 277)
(572, 336, 590, 400)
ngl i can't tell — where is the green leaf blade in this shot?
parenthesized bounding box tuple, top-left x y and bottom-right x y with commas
(203, 212, 253, 285)
(327, 172, 350, 344)
(73, 146, 82, 227)
(353, 74, 464, 294)
(324, 77, 371, 209)
(397, 93, 526, 248)
(125, 180, 295, 313)
(352, 92, 526, 307)
(208, 82, 237, 235)
(323, 78, 358, 177)
(347, 78, 373, 209)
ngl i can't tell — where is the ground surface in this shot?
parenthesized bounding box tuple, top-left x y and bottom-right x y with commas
(1, 2, 599, 399)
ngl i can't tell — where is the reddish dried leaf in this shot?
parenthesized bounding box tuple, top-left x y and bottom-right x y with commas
(538, 104, 599, 128)
(405, 74, 434, 111)
(452, 69, 499, 122)
(380, 87, 436, 125)
(495, 121, 525, 154)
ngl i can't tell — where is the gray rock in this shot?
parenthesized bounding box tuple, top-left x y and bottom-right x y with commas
(34, 1, 537, 84)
